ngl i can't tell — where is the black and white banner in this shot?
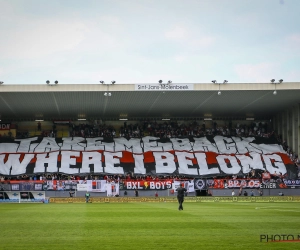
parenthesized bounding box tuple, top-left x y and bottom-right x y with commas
(0, 191, 45, 202)
(0, 136, 297, 178)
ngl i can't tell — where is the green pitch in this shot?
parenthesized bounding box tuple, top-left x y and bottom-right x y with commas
(1, 202, 300, 250)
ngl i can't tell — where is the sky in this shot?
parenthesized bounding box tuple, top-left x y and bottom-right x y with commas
(0, 0, 299, 84)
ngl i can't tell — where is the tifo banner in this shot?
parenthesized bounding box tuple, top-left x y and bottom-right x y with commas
(0, 136, 297, 178)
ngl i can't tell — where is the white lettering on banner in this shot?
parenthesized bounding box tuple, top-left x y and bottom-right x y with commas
(126, 182, 133, 189)
(175, 151, 198, 175)
(254, 143, 285, 154)
(150, 182, 155, 189)
(60, 151, 81, 174)
(81, 152, 103, 173)
(15, 137, 38, 153)
(214, 136, 237, 154)
(217, 155, 241, 175)
(0, 154, 34, 175)
(132, 154, 146, 174)
(84, 137, 105, 151)
(0, 143, 19, 153)
(114, 138, 142, 153)
(165, 181, 172, 189)
(247, 180, 260, 188)
(100, 141, 115, 152)
(126, 182, 143, 189)
(35, 152, 60, 173)
(103, 152, 124, 174)
(0, 154, 11, 175)
(195, 153, 220, 175)
(227, 179, 260, 188)
(34, 138, 60, 153)
(262, 154, 286, 174)
(0, 136, 286, 154)
(170, 138, 192, 151)
(0, 136, 291, 176)
(59, 137, 85, 151)
(125, 181, 172, 189)
(260, 182, 277, 189)
(153, 152, 176, 174)
(192, 138, 218, 153)
(137, 182, 143, 189)
(10, 154, 35, 175)
(232, 137, 262, 154)
(235, 152, 265, 173)
(157, 141, 173, 151)
(142, 136, 163, 152)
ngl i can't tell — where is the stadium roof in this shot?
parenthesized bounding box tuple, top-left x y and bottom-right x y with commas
(0, 82, 299, 122)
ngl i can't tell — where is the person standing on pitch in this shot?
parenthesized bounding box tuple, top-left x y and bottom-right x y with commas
(85, 192, 90, 203)
(176, 183, 187, 210)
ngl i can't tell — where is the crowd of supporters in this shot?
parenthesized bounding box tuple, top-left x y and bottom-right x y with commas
(69, 122, 117, 138)
(140, 120, 272, 138)
(7, 120, 278, 139)
(0, 173, 192, 183)
(116, 120, 272, 139)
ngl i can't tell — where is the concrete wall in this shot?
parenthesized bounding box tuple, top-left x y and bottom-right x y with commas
(46, 189, 299, 198)
(46, 190, 178, 198)
(208, 188, 300, 196)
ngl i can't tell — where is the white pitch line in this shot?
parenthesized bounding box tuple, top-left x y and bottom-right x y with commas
(255, 207, 300, 212)
(255, 206, 283, 209)
(274, 209, 300, 212)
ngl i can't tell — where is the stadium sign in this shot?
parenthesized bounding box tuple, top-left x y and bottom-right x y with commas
(0, 123, 11, 130)
(135, 84, 194, 91)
